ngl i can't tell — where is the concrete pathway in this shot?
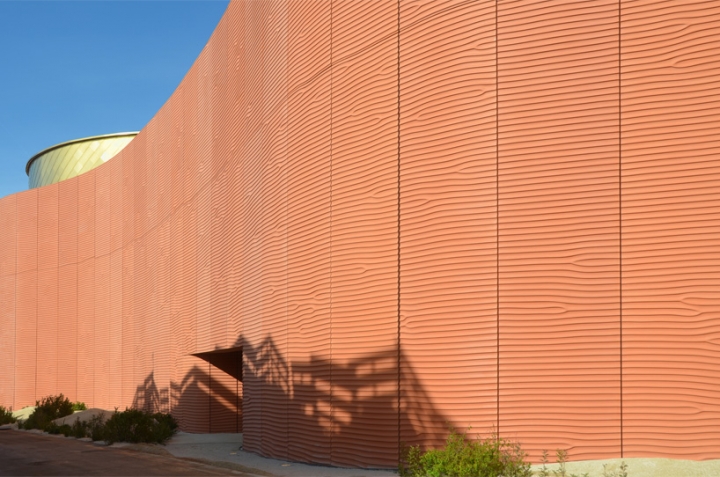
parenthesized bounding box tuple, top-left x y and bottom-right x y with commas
(164, 432, 397, 477)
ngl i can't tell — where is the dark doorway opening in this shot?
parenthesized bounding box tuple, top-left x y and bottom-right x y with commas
(194, 347, 242, 433)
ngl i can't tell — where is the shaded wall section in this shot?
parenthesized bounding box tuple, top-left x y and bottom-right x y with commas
(2, 0, 720, 468)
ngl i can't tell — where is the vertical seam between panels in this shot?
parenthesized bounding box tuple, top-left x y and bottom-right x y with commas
(209, 361, 212, 433)
(329, 0, 334, 456)
(93, 186, 96, 407)
(35, 196, 38, 402)
(396, 0, 401, 460)
(618, 0, 624, 458)
(57, 190, 60, 401)
(495, 0, 500, 434)
(13, 199, 17, 409)
(75, 187, 78, 403)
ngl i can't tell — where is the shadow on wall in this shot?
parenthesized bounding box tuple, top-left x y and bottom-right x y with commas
(132, 335, 448, 468)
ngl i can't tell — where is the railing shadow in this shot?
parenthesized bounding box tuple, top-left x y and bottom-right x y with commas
(132, 335, 448, 468)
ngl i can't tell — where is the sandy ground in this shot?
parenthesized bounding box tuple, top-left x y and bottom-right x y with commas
(530, 458, 720, 477)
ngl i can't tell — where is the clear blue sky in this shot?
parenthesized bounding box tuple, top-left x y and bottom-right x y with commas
(0, 0, 230, 199)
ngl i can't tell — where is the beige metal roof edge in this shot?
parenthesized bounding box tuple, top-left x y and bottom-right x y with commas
(25, 132, 139, 176)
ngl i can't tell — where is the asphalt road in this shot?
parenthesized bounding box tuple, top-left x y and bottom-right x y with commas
(0, 429, 245, 476)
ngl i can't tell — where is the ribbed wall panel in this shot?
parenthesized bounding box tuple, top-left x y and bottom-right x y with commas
(240, 0, 267, 456)
(196, 184, 213, 353)
(144, 120, 159, 234)
(195, 38, 214, 193)
(497, 0, 621, 460)
(399, 0, 497, 450)
(15, 191, 37, 407)
(37, 185, 58, 271)
(108, 250, 122, 407)
(255, 0, 289, 458)
(286, 0, 331, 464)
(330, 0, 398, 467)
(133, 133, 147, 240)
(156, 107, 173, 224)
(121, 244, 134, 408)
(36, 265, 59, 399)
(121, 141, 135, 248)
(57, 264, 77, 403)
(170, 88, 185, 212)
(144, 224, 161, 411)
(78, 172, 95, 264)
(210, 15, 231, 353)
(109, 156, 123, 253)
(95, 165, 111, 258)
(76, 258, 94, 406)
(211, 14, 230, 179)
(178, 356, 210, 433)
(15, 269, 36, 407)
(225, 0, 244, 353)
(182, 67, 200, 203)
(210, 165, 229, 350)
(169, 208, 184, 417)
(154, 221, 172, 413)
(0, 195, 16, 277)
(0, 196, 16, 409)
(58, 178, 78, 267)
(94, 254, 110, 409)
(181, 199, 198, 356)
(77, 173, 95, 406)
(0, 274, 16, 407)
(193, 30, 215, 355)
(36, 185, 59, 400)
(132, 236, 148, 410)
(16, 190, 37, 275)
(621, 0, 720, 459)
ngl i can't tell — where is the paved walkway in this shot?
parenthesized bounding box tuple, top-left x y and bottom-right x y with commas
(164, 432, 397, 477)
(0, 428, 239, 476)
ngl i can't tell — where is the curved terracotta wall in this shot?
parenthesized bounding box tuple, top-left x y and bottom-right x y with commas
(2, 0, 720, 468)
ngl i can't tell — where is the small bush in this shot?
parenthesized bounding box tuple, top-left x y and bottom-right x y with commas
(399, 428, 531, 477)
(103, 408, 178, 445)
(70, 419, 89, 438)
(45, 422, 72, 437)
(0, 405, 16, 425)
(22, 394, 74, 431)
(72, 401, 87, 412)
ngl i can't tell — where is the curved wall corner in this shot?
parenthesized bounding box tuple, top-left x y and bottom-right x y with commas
(2, 0, 720, 469)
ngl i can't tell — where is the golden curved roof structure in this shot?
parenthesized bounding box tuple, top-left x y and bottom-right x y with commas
(26, 132, 137, 189)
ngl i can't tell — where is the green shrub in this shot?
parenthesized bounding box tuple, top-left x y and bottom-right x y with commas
(103, 408, 178, 445)
(0, 405, 16, 425)
(22, 394, 74, 431)
(72, 401, 87, 412)
(399, 428, 531, 477)
(45, 422, 72, 437)
(70, 419, 89, 438)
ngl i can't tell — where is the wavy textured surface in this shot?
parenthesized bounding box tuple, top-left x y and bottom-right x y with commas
(330, 0, 398, 468)
(15, 191, 37, 407)
(0, 195, 16, 407)
(620, 0, 720, 459)
(3, 0, 720, 468)
(497, 0, 621, 461)
(399, 0, 497, 450)
(286, 0, 332, 465)
(36, 185, 58, 400)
